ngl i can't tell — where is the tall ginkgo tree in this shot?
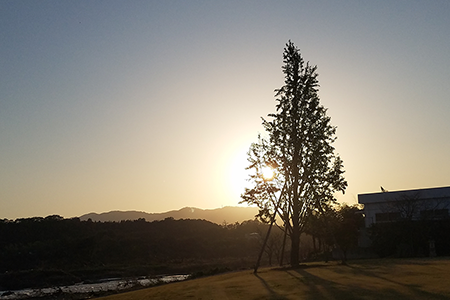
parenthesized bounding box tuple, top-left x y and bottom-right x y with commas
(241, 41, 347, 268)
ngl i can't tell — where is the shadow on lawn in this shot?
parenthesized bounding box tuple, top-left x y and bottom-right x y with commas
(285, 267, 448, 300)
(344, 264, 449, 300)
(254, 273, 288, 300)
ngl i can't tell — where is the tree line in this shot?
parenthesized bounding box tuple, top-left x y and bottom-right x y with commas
(0, 203, 364, 290)
(0, 216, 264, 289)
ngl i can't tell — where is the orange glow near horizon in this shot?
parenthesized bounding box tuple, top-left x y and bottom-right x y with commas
(2, 2, 450, 219)
(226, 144, 252, 201)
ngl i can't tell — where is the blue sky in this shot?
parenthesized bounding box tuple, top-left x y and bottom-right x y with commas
(1, 1, 450, 219)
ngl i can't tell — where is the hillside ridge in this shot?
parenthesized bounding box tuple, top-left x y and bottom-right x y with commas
(79, 206, 259, 224)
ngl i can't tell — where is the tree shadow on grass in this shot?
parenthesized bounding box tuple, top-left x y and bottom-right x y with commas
(287, 269, 360, 300)
(254, 273, 288, 300)
(285, 268, 447, 300)
(343, 264, 449, 300)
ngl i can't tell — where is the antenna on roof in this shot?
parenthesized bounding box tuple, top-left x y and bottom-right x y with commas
(380, 186, 388, 192)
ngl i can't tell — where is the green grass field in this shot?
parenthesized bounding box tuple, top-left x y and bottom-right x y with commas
(99, 258, 450, 300)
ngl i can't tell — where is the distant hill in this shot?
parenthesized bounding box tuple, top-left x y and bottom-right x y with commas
(79, 206, 259, 224)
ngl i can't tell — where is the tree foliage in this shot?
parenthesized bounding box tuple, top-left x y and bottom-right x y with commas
(241, 41, 347, 267)
(0, 216, 276, 290)
(305, 203, 363, 263)
(332, 204, 364, 263)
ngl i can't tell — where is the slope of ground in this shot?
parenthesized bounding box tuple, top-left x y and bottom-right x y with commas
(99, 258, 450, 300)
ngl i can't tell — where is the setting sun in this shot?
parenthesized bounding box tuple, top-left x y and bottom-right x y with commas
(261, 166, 275, 181)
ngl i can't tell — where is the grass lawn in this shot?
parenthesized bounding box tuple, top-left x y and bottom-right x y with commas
(98, 257, 450, 300)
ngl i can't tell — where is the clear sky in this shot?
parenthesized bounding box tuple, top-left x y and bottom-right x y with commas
(1, 1, 449, 219)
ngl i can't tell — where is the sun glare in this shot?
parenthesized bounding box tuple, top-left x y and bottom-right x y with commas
(225, 139, 277, 203)
(227, 146, 252, 200)
(261, 166, 275, 181)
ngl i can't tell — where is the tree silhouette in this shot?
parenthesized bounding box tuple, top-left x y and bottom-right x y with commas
(0, 215, 281, 290)
(332, 204, 364, 264)
(241, 41, 347, 268)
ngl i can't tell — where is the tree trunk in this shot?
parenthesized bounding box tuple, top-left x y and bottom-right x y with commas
(290, 216, 300, 267)
(253, 219, 274, 273)
(341, 248, 347, 265)
(279, 223, 288, 266)
(290, 236, 299, 267)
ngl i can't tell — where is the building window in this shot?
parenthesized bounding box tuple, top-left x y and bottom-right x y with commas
(420, 209, 449, 220)
(375, 212, 401, 222)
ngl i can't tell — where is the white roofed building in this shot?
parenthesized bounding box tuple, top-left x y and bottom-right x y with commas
(358, 186, 450, 228)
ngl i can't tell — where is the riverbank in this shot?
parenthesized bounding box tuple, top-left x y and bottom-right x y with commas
(0, 274, 190, 300)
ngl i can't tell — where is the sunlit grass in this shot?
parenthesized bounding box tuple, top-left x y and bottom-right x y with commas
(99, 257, 450, 300)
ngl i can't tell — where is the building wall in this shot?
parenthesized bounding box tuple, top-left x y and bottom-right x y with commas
(358, 186, 450, 228)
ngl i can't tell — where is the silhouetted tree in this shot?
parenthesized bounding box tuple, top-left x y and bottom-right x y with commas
(1, 215, 282, 290)
(304, 202, 335, 260)
(241, 41, 347, 268)
(332, 204, 364, 264)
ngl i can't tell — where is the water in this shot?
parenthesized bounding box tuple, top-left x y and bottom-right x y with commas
(0, 274, 190, 299)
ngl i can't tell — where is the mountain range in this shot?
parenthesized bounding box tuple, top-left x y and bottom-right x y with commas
(79, 206, 259, 224)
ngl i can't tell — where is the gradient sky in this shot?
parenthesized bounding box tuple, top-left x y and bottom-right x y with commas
(1, 1, 450, 219)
